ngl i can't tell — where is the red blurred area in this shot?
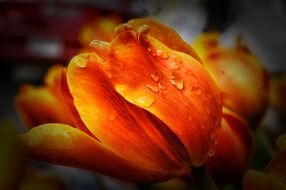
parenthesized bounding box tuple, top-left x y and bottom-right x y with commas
(0, 1, 128, 63)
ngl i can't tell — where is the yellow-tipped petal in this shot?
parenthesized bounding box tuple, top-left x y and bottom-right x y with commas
(20, 123, 185, 182)
(127, 18, 201, 62)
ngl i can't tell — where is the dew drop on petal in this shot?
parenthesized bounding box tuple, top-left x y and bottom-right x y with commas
(147, 47, 157, 57)
(208, 147, 215, 157)
(170, 76, 184, 90)
(187, 113, 193, 122)
(158, 82, 166, 90)
(135, 95, 155, 107)
(150, 73, 160, 82)
(146, 84, 159, 93)
(174, 56, 183, 64)
(156, 49, 169, 59)
(191, 87, 202, 95)
(170, 62, 180, 70)
(190, 75, 198, 83)
(108, 114, 116, 121)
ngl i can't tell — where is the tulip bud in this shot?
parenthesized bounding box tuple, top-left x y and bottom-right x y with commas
(193, 32, 269, 124)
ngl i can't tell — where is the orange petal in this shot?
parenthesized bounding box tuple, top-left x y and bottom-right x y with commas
(90, 29, 222, 166)
(193, 32, 269, 123)
(205, 108, 253, 184)
(20, 123, 184, 182)
(14, 85, 70, 128)
(192, 32, 220, 58)
(126, 18, 201, 62)
(243, 169, 286, 190)
(48, 65, 94, 136)
(67, 54, 189, 171)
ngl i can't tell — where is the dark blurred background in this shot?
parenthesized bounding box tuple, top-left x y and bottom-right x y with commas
(0, 0, 285, 189)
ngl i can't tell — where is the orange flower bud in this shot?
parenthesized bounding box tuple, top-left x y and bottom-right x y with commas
(17, 19, 222, 182)
(14, 65, 74, 129)
(193, 32, 269, 123)
(205, 108, 253, 185)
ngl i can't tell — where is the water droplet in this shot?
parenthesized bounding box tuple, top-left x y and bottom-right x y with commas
(156, 49, 169, 59)
(147, 47, 157, 57)
(187, 113, 193, 122)
(174, 56, 183, 64)
(170, 76, 184, 90)
(146, 84, 159, 93)
(75, 57, 87, 68)
(191, 87, 202, 95)
(108, 114, 116, 121)
(170, 62, 180, 70)
(190, 75, 198, 83)
(208, 147, 215, 157)
(126, 43, 131, 48)
(150, 73, 160, 82)
(158, 82, 166, 90)
(135, 95, 155, 107)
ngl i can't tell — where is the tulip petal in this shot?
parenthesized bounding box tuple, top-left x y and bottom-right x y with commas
(14, 85, 70, 128)
(67, 54, 189, 171)
(192, 32, 269, 122)
(90, 29, 222, 166)
(39, 65, 93, 136)
(20, 123, 184, 182)
(205, 108, 252, 184)
(126, 18, 201, 62)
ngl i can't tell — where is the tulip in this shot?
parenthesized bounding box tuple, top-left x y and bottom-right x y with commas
(18, 19, 222, 182)
(243, 133, 286, 190)
(205, 107, 253, 185)
(14, 65, 74, 129)
(192, 32, 269, 123)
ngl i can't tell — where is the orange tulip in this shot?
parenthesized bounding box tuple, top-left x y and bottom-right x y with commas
(192, 32, 269, 124)
(14, 65, 72, 129)
(205, 107, 253, 185)
(17, 19, 222, 182)
(243, 134, 286, 190)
